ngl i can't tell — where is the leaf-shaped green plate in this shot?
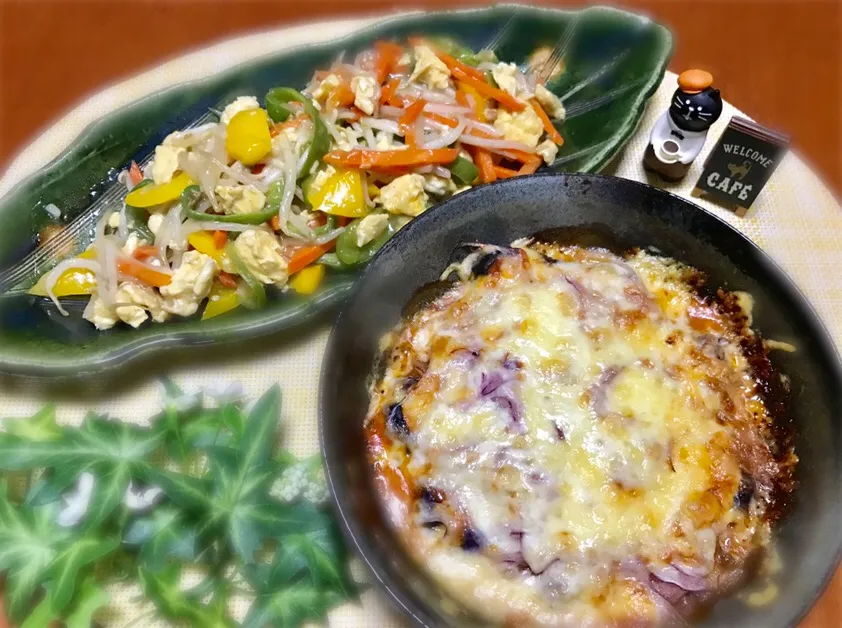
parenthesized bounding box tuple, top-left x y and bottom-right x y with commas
(0, 5, 671, 377)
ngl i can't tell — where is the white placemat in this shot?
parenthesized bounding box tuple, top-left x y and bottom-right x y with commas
(1, 11, 840, 626)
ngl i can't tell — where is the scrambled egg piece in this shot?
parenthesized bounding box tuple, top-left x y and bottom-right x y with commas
(147, 213, 164, 236)
(311, 74, 343, 106)
(107, 211, 121, 229)
(410, 45, 451, 90)
(422, 174, 459, 197)
(378, 174, 428, 217)
(233, 229, 289, 285)
(491, 62, 530, 99)
(115, 282, 169, 328)
(351, 75, 380, 116)
(121, 233, 148, 257)
(535, 84, 566, 120)
(375, 131, 401, 150)
(160, 251, 218, 316)
(310, 164, 337, 191)
(215, 184, 266, 215)
(220, 96, 261, 125)
(151, 144, 185, 185)
(494, 106, 544, 148)
(83, 296, 118, 330)
(536, 138, 559, 165)
(355, 214, 389, 247)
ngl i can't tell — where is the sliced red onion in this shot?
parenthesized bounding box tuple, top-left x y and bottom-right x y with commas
(195, 150, 259, 186)
(464, 119, 503, 137)
(460, 134, 535, 152)
(360, 117, 401, 134)
(423, 103, 472, 115)
(415, 165, 434, 174)
(432, 165, 451, 179)
(335, 109, 359, 121)
(589, 365, 622, 418)
(379, 105, 405, 118)
(312, 226, 346, 245)
(419, 118, 467, 150)
(651, 565, 708, 592)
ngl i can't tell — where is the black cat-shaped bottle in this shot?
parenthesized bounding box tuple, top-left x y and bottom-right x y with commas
(644, 70, 723, 182)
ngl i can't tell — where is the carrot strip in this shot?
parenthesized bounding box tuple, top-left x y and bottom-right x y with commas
(426, 111, 459, 127)
(336, 216, 352, 227)
(131, 245, 158, 261)
(327, 83, 355, 109)
(497, 148, 539, 163)
(474, 148, 497, 183)
(374, 41, 403, 84)
(434, 50, 486, 81)
(269, 215, 281, 231)
(493, 165, 520, 179)
(380, 78, 401, 105)
(270, 115, 305, 137)
(218, 271, 238, 289)
(128, 161, 144, 185)
(453, 67, 525, 111)
(287, 242, 335, 275)
(455, 86, 470, 108)
(212, 230, 228, 249)
(117, 258, 171, 287)
(530, 98, 564, 145)
(517, 159, 542, 175)
(324, 147, 459, 169)
(399, 99, 426, 145)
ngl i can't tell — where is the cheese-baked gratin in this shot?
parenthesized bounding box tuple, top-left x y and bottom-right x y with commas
(364, 239, 795, 627)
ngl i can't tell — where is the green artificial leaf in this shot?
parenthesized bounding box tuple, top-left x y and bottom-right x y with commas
(64, 578, 110, 628)
(48, 536, 120, 613)
(20, 593, 55, 628)
(142, 467, 212, 512)
(139, 564, 235, 626)
(0, 483, 66, 621)
(240, 385, 282, 470)
(25, 470, 79, 506)
(242, 583, 333, 628)
(4, 404, 61, 441)
(265, 515, 350, 593)
(0, 412, 152, 469)
(84, 464, 132, 529)
(22, 577, 110, 628)
(124, 507, 198, 571)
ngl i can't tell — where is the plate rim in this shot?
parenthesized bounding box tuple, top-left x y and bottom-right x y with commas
(0, 4, 672, 376)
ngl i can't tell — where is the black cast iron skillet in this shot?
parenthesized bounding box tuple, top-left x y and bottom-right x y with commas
(319, 173, 842, 627)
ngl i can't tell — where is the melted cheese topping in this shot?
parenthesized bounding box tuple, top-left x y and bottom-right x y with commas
(366, 242, 785, 627)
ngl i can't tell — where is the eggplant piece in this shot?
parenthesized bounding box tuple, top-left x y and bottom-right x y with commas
(387, 403, 410, 439)
(734, 473, 756, 510)
(461, 527, 483, 551)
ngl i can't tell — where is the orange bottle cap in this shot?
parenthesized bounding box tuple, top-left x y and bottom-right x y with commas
(678, 69, 713, 93)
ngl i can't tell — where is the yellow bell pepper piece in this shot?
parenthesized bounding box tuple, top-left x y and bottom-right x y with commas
(306, 168, 367, 218)
(187, 231, 228, 267)
(225, 108, 272, 166)
(289, 264, 325, 295)
(202, 283, 240, 320)
(125, 172, 194, 208)
(29, 248, 98, 297)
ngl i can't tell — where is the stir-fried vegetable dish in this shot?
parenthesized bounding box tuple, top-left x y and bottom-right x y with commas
(31, 38, 566, 329)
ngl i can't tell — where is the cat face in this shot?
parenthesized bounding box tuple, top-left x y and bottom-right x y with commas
(669, 87, 723, 132)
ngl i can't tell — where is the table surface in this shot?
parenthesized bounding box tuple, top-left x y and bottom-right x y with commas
(0, 1, 839, 626)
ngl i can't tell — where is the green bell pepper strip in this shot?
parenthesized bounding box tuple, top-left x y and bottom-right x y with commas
(263, 87, 330, 179)
(224, 242, 267, 310)
(448, 156, 479, 185)
(180, 185, 279, 225)
(316, 252, 346, 269)
(335, 216, 397, 267)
